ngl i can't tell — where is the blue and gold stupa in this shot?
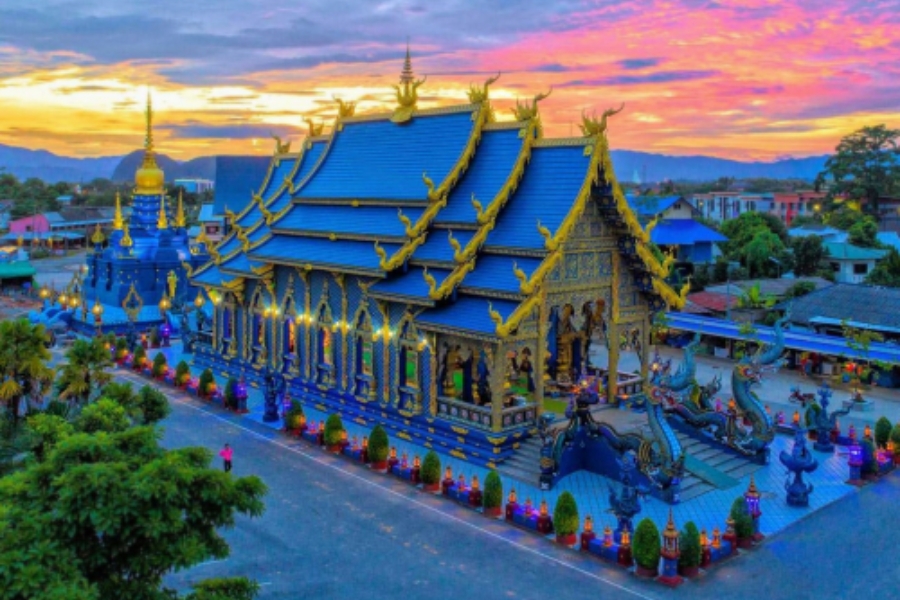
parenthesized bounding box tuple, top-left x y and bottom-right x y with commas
(68, 94, 208, 334)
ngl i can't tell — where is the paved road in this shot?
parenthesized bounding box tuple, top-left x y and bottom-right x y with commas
(144, 372, 899, 600)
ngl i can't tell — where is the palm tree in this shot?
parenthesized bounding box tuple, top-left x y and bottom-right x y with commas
(0, 320, 53, 426)
(57, 338, 114, 405)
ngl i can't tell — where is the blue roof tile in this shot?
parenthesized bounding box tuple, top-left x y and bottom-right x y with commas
(486, 145, 590, 250)
(369, 266, 451, 301)
(460, 255, 543, 295)
(418, 295, 519, 337)
(213, 156, 271, 217)
(261, 157, 297, 200)
(436, 127, 525, 224)
(651, 219, 727, 245)
(249, 235, 399, 272)
(296, 109, 477, 201)
(270, 141, 326, 214)
(413, 229, 475, 263)
(626, 195, 683, 218)
(192, 264, 237, 287)
(274, 204, 423, 239)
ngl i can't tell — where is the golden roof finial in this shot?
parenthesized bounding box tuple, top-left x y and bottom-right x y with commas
(157, 194, 169, 229)
(135, 89, 165, 195)
(120, 221, 133, 248)
(91, 223, 105, 245)
(175, 189, 186, 228)
(113, 191, 124, 230)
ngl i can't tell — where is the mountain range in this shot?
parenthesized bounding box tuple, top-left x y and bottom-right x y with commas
(0, 142, 828, 185)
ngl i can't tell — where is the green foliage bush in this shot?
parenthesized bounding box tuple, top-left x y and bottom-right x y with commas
(26, 414, 73, 461)
(186, 576, 261, 600)
(100, 382, 138, 413)
(730, 497, 753, 538)
(115, 336, 129, 358)
(284, 400, 305, 430)
(553, 491, 579, 536)
(76, 398, 131, 434)
(633, 518, 661, 570)
(323, 414, 345, 446)
(198, 368, 214, 397)
(805, 402, 821, 428)
(133, 344, 147, 366)
(861, 438, 878, 474)
(151, 352, 168, 378)
(891, 424, 900, 456)
(483, 470, 503, 509)
(368, 424, 389, 463)
(875, 416, 893, 449)
(224, 377, 238, 410)
(175, 360, 191, 386)
(678, 521, 702, 568)
(420, 450, 441, 484)
(137, 385, 170, 425)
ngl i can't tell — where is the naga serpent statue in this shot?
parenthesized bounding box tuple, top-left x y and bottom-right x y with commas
(661, 333, 700, 392)
(730, 312, 790, 459)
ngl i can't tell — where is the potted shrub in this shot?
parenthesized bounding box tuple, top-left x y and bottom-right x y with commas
(115, 337, 129, 362)
(804, 402, 821, 440)
(133, 345, 147, 371)
(223, 377, 238, 411)
(875, 416, 892, 449)
(730, 497, 754, 548)
(890, 423, 900, 465)
(174, 360, 191, 388)
(483, 470, 503, 517)
(284, 400, 305, 433)
(860, 438, 878, 480)
(553, 491, 579, 547)
(198, 368, 215, 399)
(633, 518, 661, 578)
(149, 327, 161, 348)
(368, 424, 389, 471)
(420, 450, 441, 492)
(323, 414, 345, 453)
(678, 521, 702, 578)
(151, 352, 168, 379)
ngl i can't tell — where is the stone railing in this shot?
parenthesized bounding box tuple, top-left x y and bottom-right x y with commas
(436, 397, 537, 432)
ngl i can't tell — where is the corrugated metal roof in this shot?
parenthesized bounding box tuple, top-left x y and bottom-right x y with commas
(271, 141, 326, 213)
(460, 255, 543, 295)
(418, 294, 519, 336)
(651, 219, 727, 245)
(275, 204, 423, 239)
(413, 229, 475, 263)
(485, 145, 590, 250)
(213, 156, 271, 216)
(823, 242, 887, 261)
(190, 264, 237, 287)
(369, 266, 451, 300)
(249, 235, 398, 272)
(0, 261, 35, 279)
(436, 127, 525, 224)
(626, 195, 683, 217)
(296, 109, 476, 201)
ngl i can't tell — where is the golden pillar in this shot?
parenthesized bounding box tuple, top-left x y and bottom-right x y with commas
(490, 342, 506, 433)
(607, 253, 620, 404)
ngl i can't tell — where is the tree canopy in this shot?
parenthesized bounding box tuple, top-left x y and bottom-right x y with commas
(867, 247, 900, 287)
(719, 212, 792, 278)
(817, 125, 900, 216)
(791, 235, 829, 277)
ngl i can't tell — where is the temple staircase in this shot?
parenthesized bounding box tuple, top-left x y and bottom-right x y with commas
(675, 431, 762, 501)
(495, 437, 543, 487)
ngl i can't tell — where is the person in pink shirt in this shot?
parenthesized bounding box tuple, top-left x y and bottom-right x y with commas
(219, 443, 233, 472)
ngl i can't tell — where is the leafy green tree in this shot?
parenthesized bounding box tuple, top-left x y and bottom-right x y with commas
(0, 320, 54, 426)
(719, 212, 791, 277)
(136, 385, 171, 425)
(847, 215, 880, 248)
(784, 281, 817, 299)
(57, 338, 114, 404)
(745, 230, 786, 278)
(26, 413, 73, 462)
(867, 247, 900, 287)
(0, 424, 267, 600)
(817, 125, 900, 217)
(75, 398, 130, 434)
(100, 381, 139, 414)
(791, 236, 828, 277)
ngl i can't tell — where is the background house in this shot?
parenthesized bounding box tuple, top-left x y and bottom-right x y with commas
(626, 195, 726, 263)
(822, 241, 887, 284)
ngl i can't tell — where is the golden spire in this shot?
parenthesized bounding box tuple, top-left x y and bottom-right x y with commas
(113, 191, 124, 230)
(400, 39, 414, 85)
(120, 221, 133, 248)
(91, 223, 105, 245)
(157, 194, 169, 229)
(134, 90, 165, 195)
(175, 189, 186, 228)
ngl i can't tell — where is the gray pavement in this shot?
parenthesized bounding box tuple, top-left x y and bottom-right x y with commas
(31, 250, 88, 289)
(142, 370, 900, 600)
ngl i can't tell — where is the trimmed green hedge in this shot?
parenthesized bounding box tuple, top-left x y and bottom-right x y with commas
(633, 518, 661, 570)
(324, 414, 345, 446)
(151, 352, 168, 378)
(284, 400, 305, 430)
(224, 377, 239, 410)
(198, 368, 215, 396)
(875, 416, 892, 449)
(421, 450, 441, 484)
(861, 438, 878, 474)
(678, 521, 701, 568)
(175, 360, 191, 385)
(484, 470, 503, 509)
(553, 491, 579, 536)
(891, 423, 900, 456)
(730, 497, 753, 538)
(368, 424, 389, 463)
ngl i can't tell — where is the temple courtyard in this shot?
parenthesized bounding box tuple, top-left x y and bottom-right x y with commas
(99, 342, 900, 598)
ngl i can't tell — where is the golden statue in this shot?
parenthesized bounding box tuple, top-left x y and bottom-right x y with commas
(120, 222, 133, 248)
(510, 88, 552, 122)
(91, 223, 105, 246)
(467, 73, 501, 104)
(167, 270, 178, 298)
(157, 194, 169, 229)
(578, 103, 625, 137)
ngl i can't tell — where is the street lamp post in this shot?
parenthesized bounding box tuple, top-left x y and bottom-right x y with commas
(92, 299, 104, 337)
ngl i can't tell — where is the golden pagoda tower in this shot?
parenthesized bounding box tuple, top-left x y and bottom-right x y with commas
(158, 194, 169, 230)
(120, 221, 133, 248)
(175, 190, 186, 228)
(113, 191, 124, 230)
(134, 92, 164, 196)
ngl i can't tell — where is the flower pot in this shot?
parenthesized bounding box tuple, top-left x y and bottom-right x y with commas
(422, 482, 441, 493)
(370, 460, 388, 471)
(737, 537, 754, 549)
(678, 565, 700, 578)
(326, 444, 343, 453)
(483, 506, 503, 518)
(807, 430, 818, 441)
(635, 564, 658, 579)
(556, 533, 577, 547)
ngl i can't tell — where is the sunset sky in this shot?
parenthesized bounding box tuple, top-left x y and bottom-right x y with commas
(0, 0, 898, 161)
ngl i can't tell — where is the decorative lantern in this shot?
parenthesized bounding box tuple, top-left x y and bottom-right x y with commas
(848, 442, 864, 483)
(471, 475, 480, 491)
(849, 424, 857, 442)
(400, 451, 408, 468)
(351, 435, 359, 450)
(620, 529, 630, 547)
(362, 435, 368, 449)
(792, 411, 800, 426)
(661, 509, 680, 559)
(413, 455, 421, 469)
(700, 529, 709, 548)
(539, 499, 549, 517)
(508, 489, 517, 504)
(584, 515, 594, 535)
(744, 475, 761, 517)
(390, 447, 397, 460)
(445, 466, 453, 481)
(864, 424, 872, 440)
(524, 497, 533, 515)
(712, 527, 722, 549)
(308, 420, 317, 433)
(728, 398, 736, 412)
(603, 524, 613, 547)
(341, 430, 348, 443)
(715, 398, 722, 412)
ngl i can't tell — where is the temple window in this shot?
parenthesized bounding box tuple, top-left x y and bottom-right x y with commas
(401, 344, 418, 390)
(321, 328, 333, 366)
